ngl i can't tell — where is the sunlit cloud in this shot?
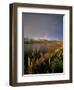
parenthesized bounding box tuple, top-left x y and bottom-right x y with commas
(23, 13, 63, 40)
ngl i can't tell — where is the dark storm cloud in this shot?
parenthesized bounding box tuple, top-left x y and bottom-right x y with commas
(22, 13, 63, 40)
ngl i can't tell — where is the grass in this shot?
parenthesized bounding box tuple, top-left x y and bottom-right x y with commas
(24, 39, 63, 74)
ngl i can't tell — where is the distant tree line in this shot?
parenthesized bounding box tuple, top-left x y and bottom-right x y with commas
(24, 37, 33, 44)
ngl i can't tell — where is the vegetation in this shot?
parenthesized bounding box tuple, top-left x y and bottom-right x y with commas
(24, 39, 63, 74)
(50, 48, 63, 73)
(24, 37, 33, 44)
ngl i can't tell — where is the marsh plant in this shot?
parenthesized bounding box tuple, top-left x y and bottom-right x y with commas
(24, 38, 63, 74)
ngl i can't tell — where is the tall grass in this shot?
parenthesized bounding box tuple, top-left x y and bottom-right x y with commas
(24, 45, 63, 74)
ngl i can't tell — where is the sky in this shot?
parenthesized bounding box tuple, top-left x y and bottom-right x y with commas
(22, 13, 63, 40)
